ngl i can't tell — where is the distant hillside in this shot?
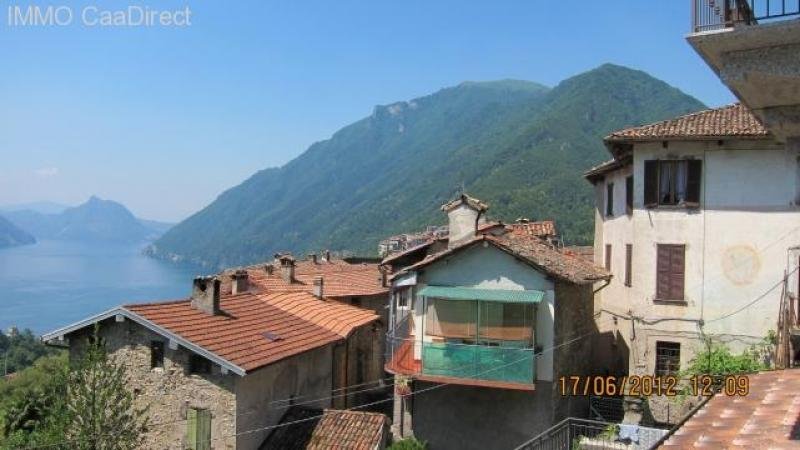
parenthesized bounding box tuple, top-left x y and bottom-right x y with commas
(0, 215, 36, 248)
(5, 197, 170, 243)
(150, 64, 706, 268)
(0, 201, 68, 215)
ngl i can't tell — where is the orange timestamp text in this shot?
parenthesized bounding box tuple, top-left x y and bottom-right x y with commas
(558, 375, 750, 397)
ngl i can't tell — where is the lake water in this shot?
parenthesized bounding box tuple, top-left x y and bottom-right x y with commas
(0, 240, 201, 334)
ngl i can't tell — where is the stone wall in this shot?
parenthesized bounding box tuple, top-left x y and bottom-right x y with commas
(552, 281, 596, 421)
(69, 319, 237, 450)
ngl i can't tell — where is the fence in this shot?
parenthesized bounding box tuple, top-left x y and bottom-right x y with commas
(693, 0, 800, 32)
(514, 418, 668, 450)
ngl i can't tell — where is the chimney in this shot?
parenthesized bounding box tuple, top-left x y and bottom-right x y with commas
(308, 253, 317, 264)
(324, 250, 331, 263)
(313, 276, 324, 299)
(230, 270, 249, 295)
(264, 264, 274, 275)
(277, 254, 296, 283)
(192, 276, 221, 315)
(441, 194, 488, 248)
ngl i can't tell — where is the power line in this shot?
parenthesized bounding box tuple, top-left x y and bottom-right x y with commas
(23, 318, 613, 449)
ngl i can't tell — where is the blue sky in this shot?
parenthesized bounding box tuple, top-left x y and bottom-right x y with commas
(0, 0, 735, 222)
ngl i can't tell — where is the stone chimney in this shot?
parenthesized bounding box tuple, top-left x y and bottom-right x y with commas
(323, 250, 331, 263)
(313, 276, 324, 299)
(441, 194, 488, 248)
(308, 253, 317, 264)
(264, 264, 274, 275)
(192, 276, 221, 315)
(230, 270, 249, 295)
(276, 254, 296, 283)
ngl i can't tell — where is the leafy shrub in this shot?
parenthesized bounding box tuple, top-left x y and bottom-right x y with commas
(389, 437, 428, 450)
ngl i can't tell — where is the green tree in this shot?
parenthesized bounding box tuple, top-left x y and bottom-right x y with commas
(1, 329, 60, 375)
(0, 354, 69, 449)
(63, 331, 149, 450)
(684, 338, 765, 377)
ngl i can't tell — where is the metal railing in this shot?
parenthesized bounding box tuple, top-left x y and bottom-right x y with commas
(692, 0, 800, 32)
(514, 418, 669, 450)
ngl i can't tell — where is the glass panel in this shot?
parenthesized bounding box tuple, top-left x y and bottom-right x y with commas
(478, 302, 533, 342)
(426, 298, 476, 339)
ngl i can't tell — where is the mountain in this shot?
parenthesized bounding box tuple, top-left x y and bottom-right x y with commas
(149, 64, 706, 268)
(0, 215, 36, 248)
(0, 201, 69, 215)
(4, 197, 170, 243)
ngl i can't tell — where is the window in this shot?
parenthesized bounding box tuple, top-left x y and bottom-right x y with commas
(605, 244, 612, 271)
(606, 182, 614, 217)
(186, 408, 211, 450)
(644, 160, 702, 208)
(655, 341, 680, 376)
(625, 244, 633, 287)
(150, 341, 164, 369)
(625, 175, 633, 214)
(396, 288, 410, 308)
(656, 244, 685, 301)
(189, 354, 211, 374)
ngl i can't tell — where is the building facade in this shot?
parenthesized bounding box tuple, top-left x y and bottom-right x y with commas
(382, 195, 610, 450)
(586, 104, 800, 376)
(44, 271, 384, 450)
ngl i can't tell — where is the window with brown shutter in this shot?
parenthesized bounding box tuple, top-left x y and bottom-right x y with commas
(643, 160, 702, 208)
(656, 244, 685, 301)
(606, 182, 614, 217)
(625, 176, 633, 215)
(605, 244, 612, 271)
(625, 244, 632, 287)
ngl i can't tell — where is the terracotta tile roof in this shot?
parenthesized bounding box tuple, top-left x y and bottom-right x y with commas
(394, 234, 609, 285)
(583, 157, 631, 181)
(222, 258, 388, 299)
(125, 290, 378, 372)
(261, 407, 388, 450)
(661, 369, 800, 449)
(380, 240, 435, 265)
(606, 103, 769, 142)
(508, 220, 557, 238)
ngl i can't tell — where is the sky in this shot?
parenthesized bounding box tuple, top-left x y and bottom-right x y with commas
(0, 0, 735, 222)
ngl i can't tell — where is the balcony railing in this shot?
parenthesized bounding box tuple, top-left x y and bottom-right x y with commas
(386, 335, 536, 387)
(693, 0, 800, 32)
(514, 418, 669, 450)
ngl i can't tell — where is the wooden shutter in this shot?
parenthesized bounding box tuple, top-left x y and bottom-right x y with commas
(605, 244, 612, 271)
(606, 182, 614, 217)
(625, 176, 634, 214)
(656, 245, 685, 301)
(196, 409, 212, 450)
(685, 159, 702, 206)
(643, 160, 658, 208)
(187, 408, 211, 450)
(625, 244, 632, 287)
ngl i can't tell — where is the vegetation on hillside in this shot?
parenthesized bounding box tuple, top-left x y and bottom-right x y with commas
(151, 64, 706, 268)
(0, 329, 148, 449)
(0, 329, 61, 375)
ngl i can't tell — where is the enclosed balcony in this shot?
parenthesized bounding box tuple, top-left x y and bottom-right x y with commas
(386, 286, 542, 390)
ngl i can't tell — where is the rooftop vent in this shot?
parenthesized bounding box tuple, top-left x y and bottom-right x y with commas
(262, 331, 282, 342)
(230, 269, 249, 295)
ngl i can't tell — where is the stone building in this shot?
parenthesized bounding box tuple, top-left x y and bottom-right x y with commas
(381, 194, 610, 450)
(43, 271, 384, 450)
(585, 104, 800, 377)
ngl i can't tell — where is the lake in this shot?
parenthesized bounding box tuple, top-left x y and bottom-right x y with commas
(0, 240, 202, 334)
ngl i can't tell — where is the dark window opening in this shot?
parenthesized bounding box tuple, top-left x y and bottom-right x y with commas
(150, 341, 164, 369)
(189, 354, 211, 375)
(656, 244, 685, 301)
(625, 175, 633, 214)
(625, 244, 633, 287)
(655, 341, 680, 376)
(644, 160, 701, 208)
(606, 182, 614, 217)
(351, 298, 362, 307)
(605, 244, 612, 271)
